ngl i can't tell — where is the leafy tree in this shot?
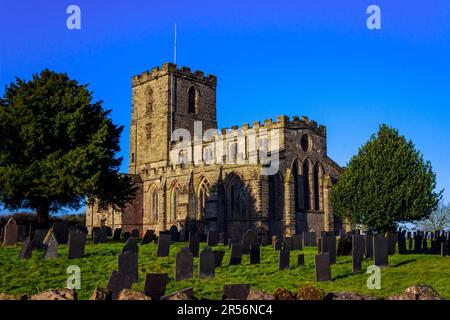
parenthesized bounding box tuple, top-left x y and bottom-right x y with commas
(0, 69, 136, 228)
(416, 202, 450, 231)
(331, 124, 441, 233)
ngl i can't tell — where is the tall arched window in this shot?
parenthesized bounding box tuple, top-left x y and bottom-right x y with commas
(292, 161, 300, 211)
(197, 180, 209, 220)
(150, 189, 159, 222)
(146, 87, 153, 114)
(313, 162, 324, 211)
(228, 175, 247, 218)
(188, 86, 198, 114)
(302, 160, 310, 210)
(269, 173, 282, 220)
(171, 186, 178, 221)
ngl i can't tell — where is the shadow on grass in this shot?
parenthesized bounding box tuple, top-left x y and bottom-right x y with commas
(391, 259, 416, 268)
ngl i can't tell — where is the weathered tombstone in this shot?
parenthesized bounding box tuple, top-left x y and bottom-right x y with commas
(118, 251, 138, 282)
(207, 231, 219, 247)
(156, 234, 171, 257)
(222, 284, 251, 300)
(19, 237, 32, 259)
(315, 253, 331, 282)
(122, 237, 138, 254)
(250, 244, 260, 264)
(93, 227, 107, 244)
(141, 230, 155, 245)
(229, 243, 242, 265)
(441, 242, 446, 257)
(398, 232, 407, 254)
(144, 273, 168, 300)
(169, 225, 179, 242)
(241, 229, 257, 254)
(414, 233, 423, 253)
(279, 249, 290, 270)
(284, 237, 293, 251)
(292, 234, 303, 250)
(321, 235, 336, 264)
(422, 237, 428, 253)
(123, 231, 131, 242)
(297, 254, 305, 267)
(337, 233, 353, 256)
(386, 232, 397, 255)
(188, 232, 200, 257)
(408, 237, 413, 251)
(352, 235, 364, 273)
(112, 228, 122, 241)
(214, 250, 225, 267)
(365, 235, 373, 258)
(199, 246, 215, 279)
(106, 270, 133, 300)
(131, 229, 140, 239)
(373, 235, 388, 267)
(44, 235, 58, 259)
(175, 247, 193, 281)
(53, 221, 69, 244)
(31, 229, 48, 250)
(3, 218, 19, 247)
(68, 232, 86, 259)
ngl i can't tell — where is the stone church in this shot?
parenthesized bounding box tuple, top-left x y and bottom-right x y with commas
(86, 62, 343, 241)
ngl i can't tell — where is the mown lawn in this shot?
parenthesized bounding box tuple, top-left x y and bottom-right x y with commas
(0, 241, 449, 300)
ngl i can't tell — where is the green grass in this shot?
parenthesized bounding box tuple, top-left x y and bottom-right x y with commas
(0, 241, 449, 300)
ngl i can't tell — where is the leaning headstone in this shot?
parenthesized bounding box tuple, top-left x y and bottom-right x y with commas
(106, 270, 133, 300)
(141, 230, 155, 245)
(352, 235, 364, 273)
(156, 234, 171, 257)
(321, 235, 336, 264)
(373, 235, 388, 267)
(175, 247, 193, 281)
(207, 231, 219, 247)
(241, 229, 258, 255)
(222, 284, 251, 300)
(68, 232, 86, 259)
(53, 221, 69, 244)
(113, 228, 122, 241)
(122, 237, 138, 254)
(315, 253, 331, 282)
(118, 251, 138, 282)
(3, 218, 19, 247)
(44, 235, 58, 259)
(214, 250, 225, 267)
(229, 243, 242, 265)
(292, 234, 303, 250)
(279, 249, 290, 270)
(31, 229, 48, 250)
(365, 235, 373, 258)
(199, 246, 215, 279)
(297, 254, 305, 267)
(144, 273, 168, 300)
(250, 244, 260, 264)
(188, 232, 199, 257)
(19, 237, 32, 259)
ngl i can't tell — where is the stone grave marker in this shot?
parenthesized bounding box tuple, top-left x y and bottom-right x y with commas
(123, 231, 131, 242)
(222, 284, 251, 300)
(118, 251, 138, 282)
(199, 246, 215, 279)
(107, 270, 134, 300)
(241, 229, 257, 255)
(422, 237, 428, 252)
(93, 227, 107, 244)
(279, 249, 290, 270)
(3, 218, 19, 247)
(214, 250, 225, 267)
(156, 234, 171, 257)
(169, 226, 179, 242)
(297, 254, 305, 267)
(292, 234, 303, 250)
(141, 229, 155, 245)
(321, 235, 336, 264)
(352, 235, 364, 273)
(130, 229, 140, 239)
(53, 221, 69, 244)
(441, 242, 446, 257)
(284, 237, 293, 251)
(19, 237, 32, 259)
(386, 232, 397, 255)
(68, 232, 86, 259)
(44, 235, 58, 259)
(207, 231, 219, 247)
(408, 237, 413, 250)
(274, 239, 282, 251)
(373, 235, 388, 267)
(229, 243, 242, 265)
(365, 235, 373, 258)
(113, 228, 122, 241)
(315, 253, 331, 282)
(414, 233, 423, 253)
(337, 233, 353, 256)
(122, 237, 138, 254)
(175, 247, 193, 281)
(250, 244, 260, 264)
(188, 232, 200, 257)
(144, 273, 168, 300)
(31, 229, 48, 250)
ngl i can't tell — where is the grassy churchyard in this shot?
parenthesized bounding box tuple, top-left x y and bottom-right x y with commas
(0, 240, 449, 300)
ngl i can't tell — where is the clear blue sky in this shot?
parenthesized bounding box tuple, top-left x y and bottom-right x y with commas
(0, 0, 449, 213)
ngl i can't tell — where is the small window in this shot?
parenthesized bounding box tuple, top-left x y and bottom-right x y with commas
(131, 153, 135, 163)
(301, 134, 310, 152)
(188, 86, 199, 114)
(146, 87, 153, 114)
(145, 123, 152, 140)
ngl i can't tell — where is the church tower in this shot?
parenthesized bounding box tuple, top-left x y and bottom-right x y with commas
(129, 63, 217, 174)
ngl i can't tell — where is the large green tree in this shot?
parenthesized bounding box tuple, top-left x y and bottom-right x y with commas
(0, 69, 136, 228)
(331, 124, 441, 233)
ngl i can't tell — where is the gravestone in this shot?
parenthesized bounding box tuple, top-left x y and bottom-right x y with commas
(315, 253, 331, 282)
(292, 234, 303, 250)
(279, 249, 290, 270)
(241, 229, 257, 254)
(53, 221, 69, 244)
(297, 254, 305, 267)
(365, 235, 373, 258)
(284, 237, 293, 251)
(175, 247, 193, 281)
(352, 235, 364, 273)
(104, 226, 112, 237)
(199, 246, 215, 279)
(373, 235, 388, 267)
(156, 234, 171, 257)
(169, 226, 179, 242)
(19, 237, 32, 259)
(274, 239, 282, 251)
(229, 243, 242, 265)
(68, 232, 86, 259)
(441, 242, 446, 257)
(118, 251, 138, 282)
(408, 237, 413, 250)
(250, 244, 260, 264)
(131, 229, 140, 239)
(222, 284, 251, 300)
(113, 228, 122, 241)
(44, 235, 58, 259)
(414, 233, 423, 253)
(223, 236, 229, 246)
(214, 250, 225, 267)
(337, 233, 352, 256)
(122, 237, 138, 254)
(207, 231, 219, 247)
(31, 229, 48, 250)
(386, 232, 397, 255)
(106, 270, 133, 300)
(3, 218, 19, 247)
(141, 230, 155, 245)
(398, 232, 407, 254)
(188, 232, 200, 257)
(321, 235, 336, 264)
(144, 273, 168, 300)
(303, 232, 312, 246)
(123, 231, 131, 242)
(422, 237, 428, 253)
(93, 227, 107, 244)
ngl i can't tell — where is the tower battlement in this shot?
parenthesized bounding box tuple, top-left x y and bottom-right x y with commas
(132, 62, 217, 87)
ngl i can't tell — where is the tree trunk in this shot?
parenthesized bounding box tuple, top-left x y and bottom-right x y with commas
(36, 205, 50, 229)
